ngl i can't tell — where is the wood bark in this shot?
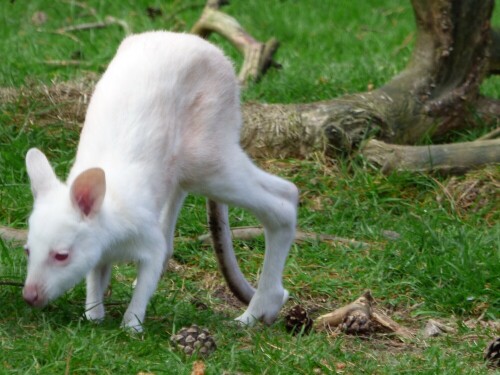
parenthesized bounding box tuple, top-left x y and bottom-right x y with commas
(490, 29, 500, 75)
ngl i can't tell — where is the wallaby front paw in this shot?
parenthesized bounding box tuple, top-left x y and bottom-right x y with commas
(235, 312, 258, 327)
(122, 313, 144, 333)
(282, 289, 290, 305)
(85, 304, 105, 323)
(235, 288, 290, 326)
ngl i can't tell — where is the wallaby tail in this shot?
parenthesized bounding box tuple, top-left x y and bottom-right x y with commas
(206, 199, 256, 305)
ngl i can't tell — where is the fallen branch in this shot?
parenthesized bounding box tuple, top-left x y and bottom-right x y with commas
(315, 291, 373, 332)
(197, 226, 370, 248)
(315, 290, 415, 340)
(191, 0, 280, 84)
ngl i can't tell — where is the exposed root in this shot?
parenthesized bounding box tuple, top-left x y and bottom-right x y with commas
(191, 0, 280, 84)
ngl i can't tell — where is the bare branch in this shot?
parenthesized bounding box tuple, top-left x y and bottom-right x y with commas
(43, 60, 92, 67)
(315, 291, 415, 340)
(477, 127, 500, 141)
(191, 0, 280, 84)
(57, 16, 131, 35)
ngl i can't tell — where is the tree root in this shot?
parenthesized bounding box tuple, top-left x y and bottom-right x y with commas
(361, 138, 500, 175)
(191, 0, 280, 84)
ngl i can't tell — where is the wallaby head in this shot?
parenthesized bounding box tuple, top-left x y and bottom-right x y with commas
(23, 148, 107, 308)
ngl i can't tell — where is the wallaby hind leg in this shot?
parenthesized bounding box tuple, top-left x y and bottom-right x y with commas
(188, 151, 298, 325)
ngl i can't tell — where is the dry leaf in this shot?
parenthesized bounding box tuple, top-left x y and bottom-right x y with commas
(191, 360, 206, 375)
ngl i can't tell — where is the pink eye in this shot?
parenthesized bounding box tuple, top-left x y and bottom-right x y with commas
(54, 252, 69, 262)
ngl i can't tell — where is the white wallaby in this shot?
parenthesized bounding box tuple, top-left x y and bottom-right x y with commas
(23, 31, 298, 332)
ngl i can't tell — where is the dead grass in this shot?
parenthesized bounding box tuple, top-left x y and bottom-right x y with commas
(436, 166, 500, 223)
(1, 74, 97, 128)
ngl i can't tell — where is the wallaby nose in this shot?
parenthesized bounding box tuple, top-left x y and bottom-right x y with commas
(23, 285, 39, 306)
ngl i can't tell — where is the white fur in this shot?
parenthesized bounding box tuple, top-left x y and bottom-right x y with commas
(24, 31, 298, 331)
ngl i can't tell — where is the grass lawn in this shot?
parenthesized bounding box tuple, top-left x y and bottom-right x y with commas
(1, 1, 499, 374)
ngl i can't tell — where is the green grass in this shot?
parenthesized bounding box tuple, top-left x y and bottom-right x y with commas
(1, 1, 499, 374)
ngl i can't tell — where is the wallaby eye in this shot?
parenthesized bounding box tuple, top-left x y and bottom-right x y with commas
(54, 252, 69, 262)
(23, 245, 30, 257)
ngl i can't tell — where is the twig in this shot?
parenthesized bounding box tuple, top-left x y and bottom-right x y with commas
(64, 346, 73, 375)
(38, 30, 82, 43)
(476, 127, 500, 141)
(197, 226, 370, 248)
(57, 16, 131, 35)
(0, 281, 24, 287)
(43, 60, 92, 67)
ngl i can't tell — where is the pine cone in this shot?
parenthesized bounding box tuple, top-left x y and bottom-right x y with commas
(484, 337, 500, 367)
(284, 305, 313, 335)
(171, 325, 217, 356)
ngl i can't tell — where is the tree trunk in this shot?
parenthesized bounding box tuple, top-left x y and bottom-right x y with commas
(238, 0, 499, 166)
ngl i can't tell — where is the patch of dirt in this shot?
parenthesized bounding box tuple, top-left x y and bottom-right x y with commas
(211, 286, 245, 311)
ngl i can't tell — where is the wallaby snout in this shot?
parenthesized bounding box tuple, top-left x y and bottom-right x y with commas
(23, 284, 45, 308)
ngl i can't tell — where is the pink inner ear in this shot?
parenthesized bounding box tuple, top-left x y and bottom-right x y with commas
(73, 186, 96, 216)
(70, 168, 106, 217)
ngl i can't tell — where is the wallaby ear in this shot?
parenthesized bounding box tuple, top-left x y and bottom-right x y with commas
(70, 168, 106, 218)
(25, 148, 59, 199)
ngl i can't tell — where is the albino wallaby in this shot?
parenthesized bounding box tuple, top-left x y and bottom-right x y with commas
(23, 31, 298, 332)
